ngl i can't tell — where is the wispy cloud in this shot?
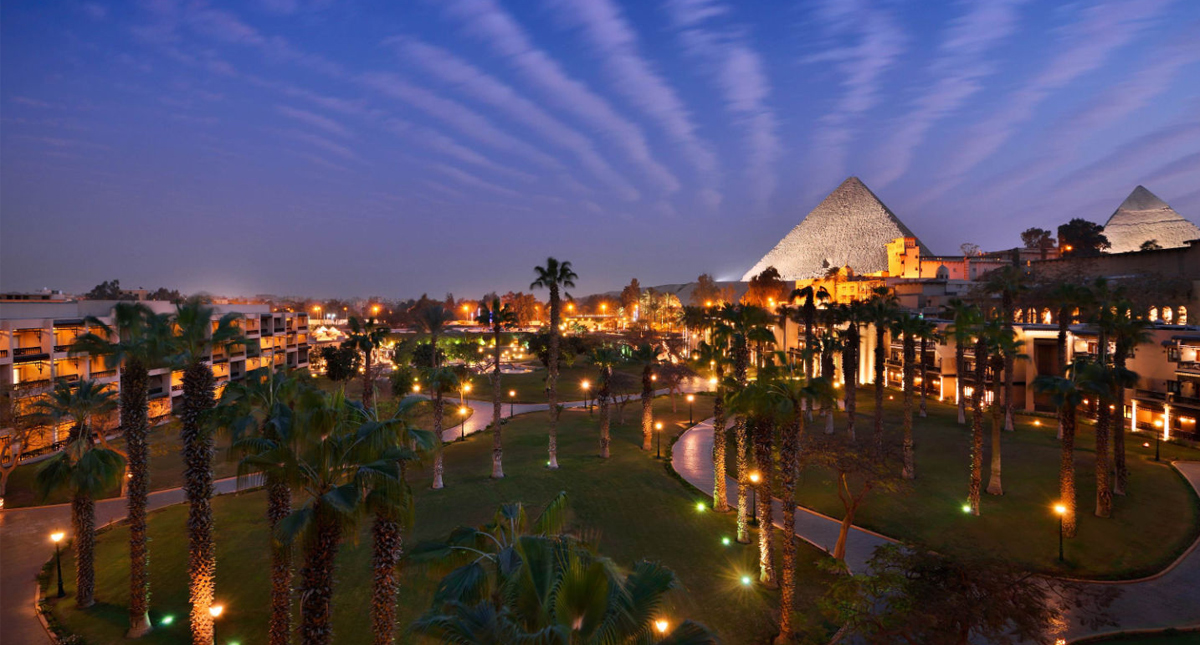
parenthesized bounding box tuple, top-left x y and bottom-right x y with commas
(1145, 151, 1200, 186)
(276, 104, 353, 137)
(279, 129, 358, 160)
(360, 71, 562, 171)
(664, 0, 779, 209)
(546, 0, 718, 184)
(439, 0, 680, 196)
(387, 36, 640, 201)
(430, 162, 522, 198)
(870, 0, 1028, 188)
(383, 118, 537, 184)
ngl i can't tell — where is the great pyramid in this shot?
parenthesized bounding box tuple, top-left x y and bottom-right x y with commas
(742, 177, 930, 281)
(1102, 185, 1200, 254)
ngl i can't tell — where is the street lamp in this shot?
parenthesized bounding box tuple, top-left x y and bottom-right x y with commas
(508, 389, 516, 417)
(655, 421, 663, 459)
(51, 531, 66, 598)
(459, 406, 469, 440)
(210, 603, 224, 643)
(654, 618, 669, 635)
(412, 383, 421, 394)
(582, 380, 591, 414)
(748, 471, 761, 526)
(1054, 504, 1067, 562)
(686, 394, 695, 424)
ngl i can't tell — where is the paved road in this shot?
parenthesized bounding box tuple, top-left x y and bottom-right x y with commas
(672, 420, 1200, 641)
(0, 384, 701, 643)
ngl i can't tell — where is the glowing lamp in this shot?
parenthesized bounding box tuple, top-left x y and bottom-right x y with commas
(748, 471, 761, 484)
(961, 504, 971, 514)
(51, 532, 65, 543)
(160, 615, 175, 626)
(655, 619, 669, 634)
(722, 536, 732, 546)
(209, 605, 224, 618)
(1054, 504, 1067, 516)
(508, 390, 516, 398)
(695, 501, 706, 512)
(740, 575, 752, 586)
(687, 394, 695, 402)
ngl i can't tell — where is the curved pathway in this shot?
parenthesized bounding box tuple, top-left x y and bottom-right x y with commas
(671, 420, 1200, 641)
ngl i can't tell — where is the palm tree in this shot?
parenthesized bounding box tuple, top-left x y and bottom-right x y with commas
(943, 298, 981, 425)
(343, 316, 388, 410)
(246, 389, 403, 645)
(1109, 301, 1151, 495)
(791, 284, 830, 384)
(169, 298, 246, 644)
(915, 317, 939, 418)
(863, 287, 898, 447)
(983, 265, 1029, 431)
(728, 376, 778, 588)
(816, 328, 841, 434)
(892, 313, 925, 479)
(590, 346, 624, 459)
(1090, 278, 1117, 518)
(421, 366, 459, 490)
(1034, 363, 1091, 538)
(969, 331, 988, 515)
(692, 341, 730, 511)
(415, 305, 454, 370)
(985, 322, 1020, 496)
(219, 367, 305, 645)
(476, 298, 517, 478)
(630, 342, 663, 451)
(33, 380, 124, 609)
(531, 257, 578, 469)
(1050, 282, 1092, 439)
(837, 303, 863, 439)
(71, 303, 171, 636)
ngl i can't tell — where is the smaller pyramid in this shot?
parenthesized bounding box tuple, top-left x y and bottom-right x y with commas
(1102, 186, 1200, 254)
(742, 177, 929, 281)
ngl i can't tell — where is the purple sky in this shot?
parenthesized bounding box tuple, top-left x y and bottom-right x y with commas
(2, 0, 1198, 299)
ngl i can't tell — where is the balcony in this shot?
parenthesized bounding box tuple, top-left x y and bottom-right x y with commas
(54, 374, 80, 384)
(92, 369, 117, 379)
(1176, 361, 1200, 375)
(13, 347, 48, 361)
(171, 383, 184, 392)
(15, 378, 51, 390)
(53, 344, 72, 353)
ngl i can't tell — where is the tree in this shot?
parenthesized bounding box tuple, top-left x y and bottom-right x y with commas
(169, 297, 247, 645)
(32, 380, 124, 609)
(982, 265, 1029, 431)
(531, 257, 578, 470)
(943, 299, 980, 425)
(837, 303, 863, 439)
(1020, 227, 1055, 259)
(1058, 218, 1111, 257)
(960, 242, 980, 257)
(620, 277, 642, 310)
(1140, 239, 1163, 251)
(319, 345, 361, 383)
(691, 273, 722, 306)
(863, 287, 898, 448)
(421, 366, 459, 490)
(915, 317, 939, 418)
(983, 322, 1019, 496)
(1033, 362, 1093, 538)
(146, 287, 184, 302)
(343, 316, 389, 411)
(1048, 282, 1091, 439)
(630, 343, 663, 451)
(590, 345, 623, 458)
(1090, 278, 1117, 518)
(500, 291, 539, 326)
(728, 378, 779, 588)
(803, 433, 903, 563)
(892, 313, 925, 479)
(968, 332, 988, 515)
(71, 302, 172, 637)
(84, 279, 125, 300)
(692, 341, 729, 511)
(0, 384, 39, 507)
(791, 284, 831, 392)
(219, 367, 306, 645)
(476, 297, 517, 478)
(744, 266, 788, 308)
(1108, 301, 1150, 495)
(820, 544, 1116, 645)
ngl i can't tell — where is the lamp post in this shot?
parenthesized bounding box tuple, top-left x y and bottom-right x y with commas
(51, 531, 66, 598)
(582, 380, 591, 415)
(654, 618, 669, 637)
(508, 390, 516, 417)
(686, 394, 695, 425)
(1054, 504, 1067, 562)
(210, 604, 224, 643)
(748, 472, 761, 526)
(459, 406, 469, 440)
(655, 422, 663, 459)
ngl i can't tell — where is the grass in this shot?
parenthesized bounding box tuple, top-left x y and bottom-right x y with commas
(727, 387, 1200, 579)
(452, 363, 642, 403)
(1083, 632, 1200, 644)
(47, 394, 839, 644)
(2, 420, 240, 509)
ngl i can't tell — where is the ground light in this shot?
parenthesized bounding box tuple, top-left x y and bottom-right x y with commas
(740, 575, 753, 586)
(695, 501, 706, 512)
(961, 503, 972, 514)
(160, 615, 174, 626)
(722, 536, 732, 546)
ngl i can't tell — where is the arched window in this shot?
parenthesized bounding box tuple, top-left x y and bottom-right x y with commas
(1163, 306, 1174, 324)
(1042, 308, 1053, 325)
(1149, 307, 1159, 322)
(1014, 309, 1025, 323)
(935, 265, 950, 280)
(1179, 306, 1188, 325)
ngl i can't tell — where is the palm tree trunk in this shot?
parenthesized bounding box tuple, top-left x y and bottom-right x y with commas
(902, 337, 915, 479)
(753, 417, 776, 588)
(987, 358, 1004, 496)
(546, 288, 561, 469)
(266, 474, 292, 645)
(122, 360, 153, 637)
(181, 361, 216, 645)
(919, 336, 928, 418)
(712, 378, 729, 512)
(370, 509, 403, 645)
(1004, 352, 1015, 431)
(73, 492, 96, 609)
(844, 327, 858, 439)
(775, 416, 801, 644)
(641, 367, 653, 451)
(1061, 407, 1077, 537)
(491, 331, 504, 479)
(822, 349, 835, 434)
(1095, 404, 1113, 517)
(956, 344, 967, 424)
(969, 338, 986, 515)
(1113, 349, 1129, 496)
(735, 417, 750, 544)
(432, 393, 445, 489)
(1057, 322, 1068, 439)
(362, 351, 374, 411)
(300, 509, 341, 645)
(874, 325, 885, 448)
(599, 367, 612, 458)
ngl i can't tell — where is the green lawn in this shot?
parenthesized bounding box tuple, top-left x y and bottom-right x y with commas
(728, 388, 1200, 579)
(47, 394, 838, 644)
(458, 363, 643, 403)
(3, 420, 240, 509)
(1083, 631, 1200, 644)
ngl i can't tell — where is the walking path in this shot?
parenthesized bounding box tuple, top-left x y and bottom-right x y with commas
(671, 420, 1200, 641)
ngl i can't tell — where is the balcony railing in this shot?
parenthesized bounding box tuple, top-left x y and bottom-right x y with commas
(14, 347, 46, 357)
(55, 374, 80, 383)
(92, 369, 117, 378)
(15, 378, 51, 390)
(1176, 361, 1200, 374)
(171, 384, 184, 392)
(53, 344, 72, 353)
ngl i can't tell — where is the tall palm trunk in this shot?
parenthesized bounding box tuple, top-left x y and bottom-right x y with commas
(804, 308, 815, 417)
(370, 509, 402, 645)
(752, 417, 776, 588)
(902, 335, 915, 479)
(1095, 331, 1113, 518)
(712, 372, 728, 512)
(362, 350, 374, 411)
(641, 366, 654, 451)
(599, 367, 612, 458)
(547, 287, 561, 469)
(1113, 346, 1129, 496)
(1060, 406, 1078, 537)
(181, 362, 216, 645)
(873, 323, 886, 448)
(775, 415, 802, 644)
(822, 348, 835, 434)
(844, 325, 858, 439)
(919, 336, 929, 418)
(72, 491, 97, 609)
(299, 509, 341, 645)
(1003, 352, 1016, 432)
(266, 473, 292, 645)
(734, 343, 750, 544)
(1057, 317, 1069, 440)
(431, 393, 445, 489)
(987, 355, 1004, 496)
(969, 337, 986, 515)
(122, 360, 153, 637)
(491, 324, 504, 479)
(956, 343, 967, 424)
